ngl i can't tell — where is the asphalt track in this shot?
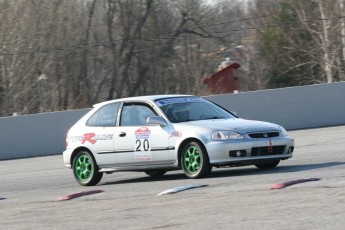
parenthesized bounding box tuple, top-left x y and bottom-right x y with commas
(1, 126, 345, 230)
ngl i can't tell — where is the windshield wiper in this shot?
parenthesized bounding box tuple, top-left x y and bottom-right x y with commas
(203, 116, 224, 120)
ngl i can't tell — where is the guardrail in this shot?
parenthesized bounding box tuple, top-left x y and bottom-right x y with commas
(1, 82, 344, 160)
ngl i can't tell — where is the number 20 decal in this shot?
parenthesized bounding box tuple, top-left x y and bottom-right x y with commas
(135, 139, 150, 151)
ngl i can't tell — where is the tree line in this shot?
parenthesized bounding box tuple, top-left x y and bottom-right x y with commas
(0, 0, 344, 116)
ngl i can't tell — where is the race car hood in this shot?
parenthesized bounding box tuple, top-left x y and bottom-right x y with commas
(174, 118, 281, 134)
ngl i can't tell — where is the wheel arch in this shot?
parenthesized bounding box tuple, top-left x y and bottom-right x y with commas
(177, 137, 208, 168)
(70, 147, 94, 166)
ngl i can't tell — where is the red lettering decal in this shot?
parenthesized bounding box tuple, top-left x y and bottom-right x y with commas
(135, 127, 150, 135)
(82, 133, 97, 144)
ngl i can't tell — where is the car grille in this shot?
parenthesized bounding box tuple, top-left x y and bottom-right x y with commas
(248, 132, 280, 138)
(251, 145, 286, 156)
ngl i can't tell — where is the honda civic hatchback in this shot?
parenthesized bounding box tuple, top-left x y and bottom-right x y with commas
(63, 95, 294, 186)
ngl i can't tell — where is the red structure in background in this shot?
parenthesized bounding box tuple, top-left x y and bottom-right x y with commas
(203, 62, 241, 94)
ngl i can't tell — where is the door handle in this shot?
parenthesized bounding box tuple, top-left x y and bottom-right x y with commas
(119, 132, 126, 137)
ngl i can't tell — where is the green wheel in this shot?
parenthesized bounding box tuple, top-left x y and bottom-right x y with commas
(181, 141, 212, 178)
(73, 150, 103, 186)
(255, 160, 280, 169)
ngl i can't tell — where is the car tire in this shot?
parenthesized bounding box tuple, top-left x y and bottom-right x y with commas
(73, 150, 103, 186)
(255, 160, 280, 169)
(144, 170, 167, 177)
(181, 141, 212, 179)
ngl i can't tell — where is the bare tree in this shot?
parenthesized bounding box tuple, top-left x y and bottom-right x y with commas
(0, 0, 250, 116)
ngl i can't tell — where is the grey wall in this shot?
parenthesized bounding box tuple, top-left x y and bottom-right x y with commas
(206, 82, 345, 130)
(0, 109, 90, 160)
(1, 82, 344, 160)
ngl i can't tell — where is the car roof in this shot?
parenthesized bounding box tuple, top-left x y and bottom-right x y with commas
(93, 94, 194, 108)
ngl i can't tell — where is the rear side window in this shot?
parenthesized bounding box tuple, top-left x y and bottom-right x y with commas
(86, 103, 120, 127)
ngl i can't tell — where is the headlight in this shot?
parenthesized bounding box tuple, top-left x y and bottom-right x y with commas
(211, 131, 244, 140)
(280, 126, 288, 136)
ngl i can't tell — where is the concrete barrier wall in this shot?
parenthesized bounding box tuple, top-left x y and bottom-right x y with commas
(0, 109, 90, 160)
(206, 82, 345, 130)
(1, 82, 344, 160)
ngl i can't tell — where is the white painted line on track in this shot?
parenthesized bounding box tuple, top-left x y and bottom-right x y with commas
(157, 184, 208, 195)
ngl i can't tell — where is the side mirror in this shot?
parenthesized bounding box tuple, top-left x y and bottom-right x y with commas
(147, 116, 168, 127)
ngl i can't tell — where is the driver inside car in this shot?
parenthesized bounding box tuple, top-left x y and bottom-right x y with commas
(173, 106, 189, 122)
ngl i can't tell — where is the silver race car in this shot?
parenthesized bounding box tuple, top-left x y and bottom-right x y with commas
(63, 95, 294, 186)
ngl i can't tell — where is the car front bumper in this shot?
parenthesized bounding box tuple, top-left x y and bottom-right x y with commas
(205, 136, 294, 166)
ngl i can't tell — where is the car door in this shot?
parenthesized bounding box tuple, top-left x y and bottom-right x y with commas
(114, 102, 171, 166)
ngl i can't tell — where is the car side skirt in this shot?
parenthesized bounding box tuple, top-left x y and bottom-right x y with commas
(98, 163, 179, 173)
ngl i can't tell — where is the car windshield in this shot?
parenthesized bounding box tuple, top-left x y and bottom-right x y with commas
(155, 97, 236, 123)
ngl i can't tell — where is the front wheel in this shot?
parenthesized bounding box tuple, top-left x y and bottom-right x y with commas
(255, 160, 280, 169)
(181, 141, 212, 179)
(73, 150, 103, 186)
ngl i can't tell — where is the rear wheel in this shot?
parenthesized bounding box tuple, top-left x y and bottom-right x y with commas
(255, 160, 280, 169)
(144, 170, 167, 177)
(73, 150, 103, 186)
(181, 141, 212, 178)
